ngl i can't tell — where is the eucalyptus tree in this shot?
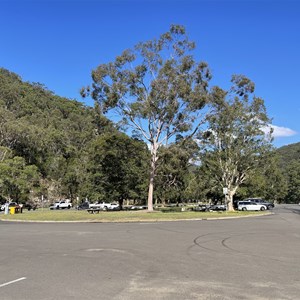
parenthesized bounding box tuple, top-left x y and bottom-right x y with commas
(83, 25, 211, 211)
(199, 75, 273, 211)
(183, 168, 209, 203)
(87, 132, 149, 207)
(155, 139, 198, 205)
(0, 156, 40, 202)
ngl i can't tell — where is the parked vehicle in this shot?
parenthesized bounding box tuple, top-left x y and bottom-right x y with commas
(76, 202, 90, 210)
(107, 203, 120, 210)
(89, 202, 119, 211)
(24, 202, 38, 211)
(130, 205, 148, 210)
(208, 204, 227, 211)
(193, 205, 210, 212)
(50, 200, 72, 210)
(244, 198, 274, 209)
(238, 201, 267, 211)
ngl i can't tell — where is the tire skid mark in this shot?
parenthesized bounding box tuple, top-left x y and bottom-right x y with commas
(189, 230, 292, 265)
(221, 234, 291, 263)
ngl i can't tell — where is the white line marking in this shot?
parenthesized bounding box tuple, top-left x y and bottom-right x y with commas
(0, 277, 26, 288)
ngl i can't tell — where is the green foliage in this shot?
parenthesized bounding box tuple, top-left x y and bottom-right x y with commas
(200, 75, 273, 210)
(155, 139, 199, 204)
(275, 142, 300, 203)
(285, 161, 300, 203)
(87, 132, 149, 204)
(0, 146, 13, 162)
(0, 156, 40, 202)
(182, 168, 209, 202)
(0, 67, 115, 202)
(276, 142, 300, 167)
(236, 154, 288, 203)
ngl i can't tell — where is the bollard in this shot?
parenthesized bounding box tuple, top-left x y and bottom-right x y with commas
(4, 203, 9, 215)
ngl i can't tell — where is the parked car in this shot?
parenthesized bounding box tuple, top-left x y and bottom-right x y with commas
(193, 205, 210, 212)
(76, 202, 90, 210)
(130, 205, 148, 210)
(89, 202, 120, 211)
(208, 204, 227, 211)
(107, 203, 120, 210)
(24, 202, 38, 211)
(50, 200, 72, 210)
(244, 198, 274, 209)
(238, 201, 267, 211)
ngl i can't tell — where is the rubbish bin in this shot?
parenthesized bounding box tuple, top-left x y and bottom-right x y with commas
(9, 207, 16, 214)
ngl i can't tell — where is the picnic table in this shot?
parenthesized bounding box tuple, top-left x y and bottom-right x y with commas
(87, 208, 102, 214)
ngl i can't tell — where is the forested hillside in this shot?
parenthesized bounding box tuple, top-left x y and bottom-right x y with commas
(275, 142, 300, 203)
(277, 142, 300, 166)
(0, 68, 149, 205)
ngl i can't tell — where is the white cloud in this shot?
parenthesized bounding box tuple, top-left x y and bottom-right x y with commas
(266, 125, 297, 138)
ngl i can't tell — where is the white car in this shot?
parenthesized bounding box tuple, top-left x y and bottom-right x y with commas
(50, 200, 72, 210)
(108, 203, 120, 210)
(89, 202, 119, 210)
(238, 201, 267, 211)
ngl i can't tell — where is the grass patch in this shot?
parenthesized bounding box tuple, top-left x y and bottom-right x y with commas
(0, 209, 270, 222)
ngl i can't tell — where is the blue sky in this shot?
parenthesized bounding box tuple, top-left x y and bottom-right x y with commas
(1, 0, 299, 148)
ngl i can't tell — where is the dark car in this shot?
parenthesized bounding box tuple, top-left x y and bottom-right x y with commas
(244, 198, 274, 209)
(24, 202, 38, 211)
(193, 205, 209, 212)
(208, 204, 227, 211)
(130, 205, 148, 210)
(76, 202, 90, 210)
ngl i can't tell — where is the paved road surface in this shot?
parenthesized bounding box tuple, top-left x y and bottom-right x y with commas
(1, 204, 300, 299)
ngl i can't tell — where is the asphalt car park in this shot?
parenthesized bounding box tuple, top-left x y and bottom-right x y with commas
(0, 204, 300, 300)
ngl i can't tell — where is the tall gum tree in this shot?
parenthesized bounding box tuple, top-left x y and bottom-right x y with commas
(83, 25, 211, 211)
(200, 75, 273, 211)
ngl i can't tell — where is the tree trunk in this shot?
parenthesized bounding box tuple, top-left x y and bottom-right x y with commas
(147, 143, 158, 212)
(226, 189, 237, 211)
(226, 194, 234, 211)
(147, 173, 154, 211)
